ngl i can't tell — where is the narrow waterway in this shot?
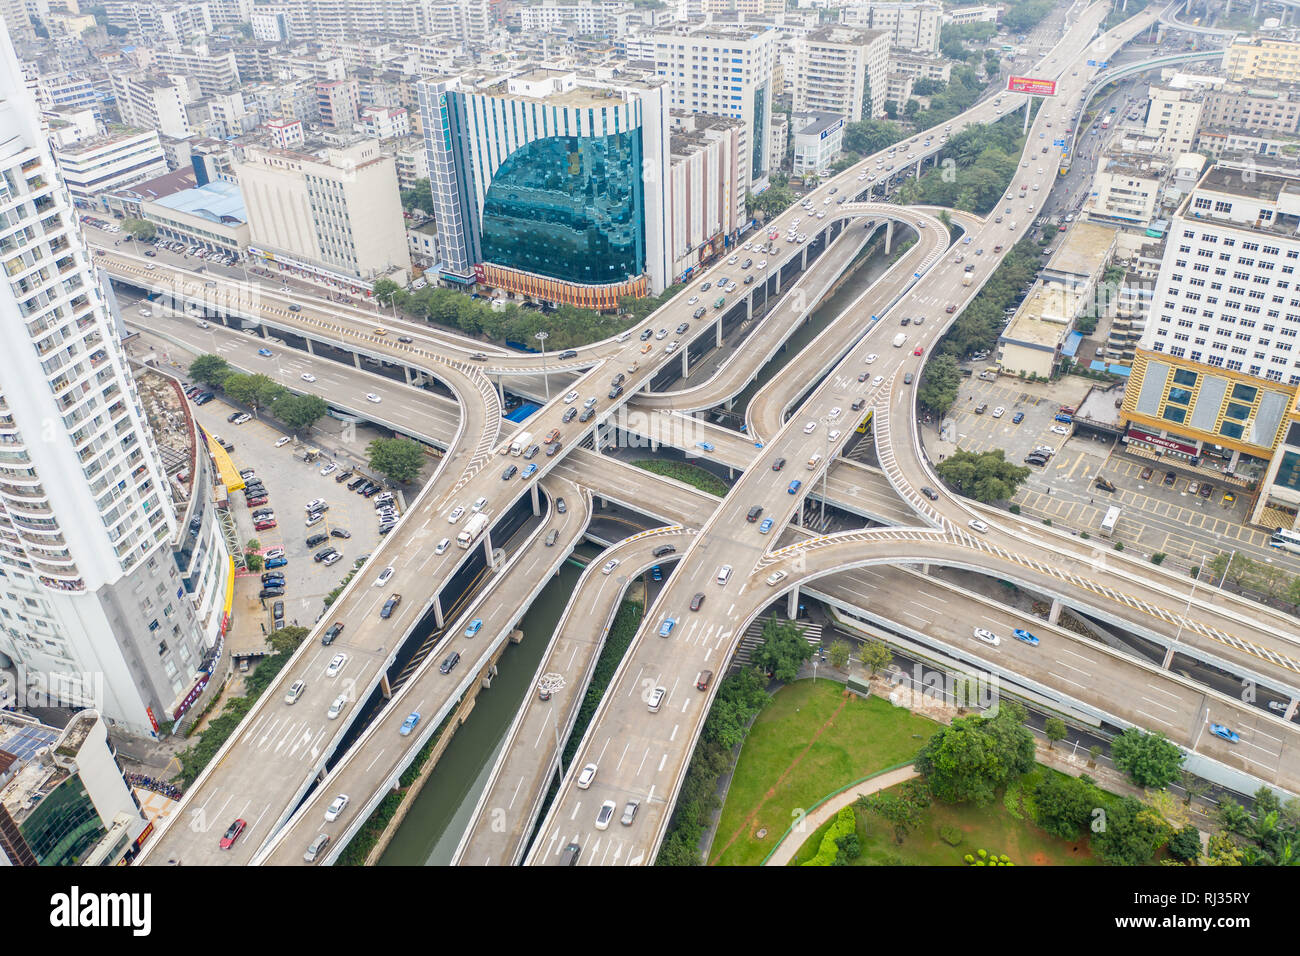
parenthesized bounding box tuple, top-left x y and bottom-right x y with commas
(379, 543, 602, 865)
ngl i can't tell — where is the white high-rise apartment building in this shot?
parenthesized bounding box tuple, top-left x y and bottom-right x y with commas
(0, 29, 218, 736)
(1144, 85, 1203, 156)
(791, 25, 889, 122)
(1141, 164, 1300, 386)
(110, 73, 193, 139)
(651, 26, 776, 190)
(838, 2, 941, 54)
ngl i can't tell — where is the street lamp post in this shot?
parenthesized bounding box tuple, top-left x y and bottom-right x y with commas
(535, 331, 550, 400)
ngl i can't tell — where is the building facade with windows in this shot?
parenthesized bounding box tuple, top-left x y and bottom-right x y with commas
(791, 26, 889, 122)
(418, 69, 670, 307)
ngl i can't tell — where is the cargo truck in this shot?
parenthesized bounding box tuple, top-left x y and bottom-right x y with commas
(509, 431, 532, 456)
(457, 512, 490, 548)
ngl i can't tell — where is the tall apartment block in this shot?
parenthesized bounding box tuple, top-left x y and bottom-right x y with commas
(0, 30, 224, 737)
(650, 26, 776, 191)
(1125, 164, 1300, 527)
(419, 68, 671, 308)
(839, 2, 941, 54)
(791, 26, 890, 122)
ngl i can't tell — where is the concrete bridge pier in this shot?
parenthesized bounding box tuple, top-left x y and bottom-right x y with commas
(1048, 598, 1063, 625)
(380, 673, 393, 700)
(1285, 698, 1298, 721)
(352, 352, 362, 369)
(746, 295, 752, 319)
(885, 220, 894, 254)
(432, 593, 445, 630)
(403, 365, 413, 385)
(786, 585, 799, 620)
(715, 319, 724, 348)
(800, 246, 808, 270)
(681, 350, 689, 379)
(530, 483, 541, 516)
(1161, 645, 1175, 669)
(304, 338, 315, 356)
(483, 530, 494, 568)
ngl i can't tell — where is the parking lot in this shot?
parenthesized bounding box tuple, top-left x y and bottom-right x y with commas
(930, 369, 1299, 572)
(184, 391, 396, 650)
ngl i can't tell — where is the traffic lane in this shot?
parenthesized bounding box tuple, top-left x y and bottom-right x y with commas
(455, 527, 696, 865)
(258, 481, 587, 864)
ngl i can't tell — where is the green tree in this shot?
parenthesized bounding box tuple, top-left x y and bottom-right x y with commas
(746, 183, 796, 220)
(842, 118, 904, 155)
(222, 373, 286, 414)
(860, 640, 892, 676)
(244, 552, 263, 572)
(1167, 825, 1202, 863)
(917, 353, 961, 415)
(400, 178, 433, 213)
(1285, 575, 1300, 607)
(1204, 831, 1243, 866)
(372, 277, 403, 307)
(123, 218, 157, 240)
(935, 448, 1031, 503)
(272, 393, 328, 432)
(750, 617, 813, 682)
(1044, 716, 1067, 750)
(1110, 728, 1185, 789)
(366, 437, 425, 484)
(859, 779, 931, 843)
(1215, 798, 1252, 835)
(1091, 796, 1170, 865)
(914, 700, 1035, 806)
(1179, 770, 1211, 808)
(1031, 773, 1097, 840)
(828, 640, 851, 670)
(188, 353, 232, 387)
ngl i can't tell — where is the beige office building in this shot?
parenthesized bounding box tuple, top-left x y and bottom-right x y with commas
(1222, 37, 1300, 85)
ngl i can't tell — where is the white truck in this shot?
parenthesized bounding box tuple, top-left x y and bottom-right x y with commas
(1100, 506, 1121, 537)
(892, 332, 908, 348)
(962, 274, 973, 286)
(509, 431, 532, 456)
(456, 512, 490, 549)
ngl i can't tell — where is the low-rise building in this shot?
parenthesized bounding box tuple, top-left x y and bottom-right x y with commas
(54, 128, 168, 208)
(142, 180, 250, 254)
(791, 112, 845, 177)
(1083, 153, 1168, 230)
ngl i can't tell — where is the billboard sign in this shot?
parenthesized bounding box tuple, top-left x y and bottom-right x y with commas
(1007, 76, 1057, 96)
(819, 117, 845, 140)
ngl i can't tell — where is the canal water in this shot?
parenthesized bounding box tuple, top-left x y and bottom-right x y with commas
(379, 543, 602, 865)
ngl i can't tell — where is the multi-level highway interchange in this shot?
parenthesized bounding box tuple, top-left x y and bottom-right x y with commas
(95, 3, 1300, 866)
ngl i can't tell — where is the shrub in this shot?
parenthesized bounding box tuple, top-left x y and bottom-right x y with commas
(1009, 504, 1021, 515)
(1042, 518, 1051, 526)
(1114, 541, 1124, 551)
(939, 825, 963, 846)
(1151, 552, 1166, 565)
(1080, 531, 1090, 540)
(802, 806, 858, 866)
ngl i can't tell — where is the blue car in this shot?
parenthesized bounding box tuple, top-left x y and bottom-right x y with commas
(465, 618, 483, 637)
(788, 479, 802, 494)
(759, 517, 774, 534)
(1209, 723, 1239, 744)
(695, 441, 715, 452)
(651, 565, 662, 582)
(399, 712, 420, 736)
(1012, 628, 1039, 646)
(1012, 412, 1024, 424)
(257, 347, 273, 357)
(265, 556, 288, 569)
(521, 463, 538, 478)
(658, 617, 677, 637)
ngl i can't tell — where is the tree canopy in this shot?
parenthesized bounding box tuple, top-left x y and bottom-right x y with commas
(914, 700, 1035, 806)
(272, 393, 329, 432)
(366, 437, 424, 484)
(123, 218, 156, 240)
(400, 178, 433, 214)
(1110, 728, 1185, 790)
(221, 372, 286, 412)
(917, 353, 961, 416)
(188, 353, 231, 387)
(935, 449, 1031, 503)
(750, 617, 813, 682)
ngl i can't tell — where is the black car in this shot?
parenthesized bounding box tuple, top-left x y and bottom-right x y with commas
(556, 498, 567, 514)
(920, 487, 939, 501)
(579, 407, 595, 422)
(676, 323, 689, 334)
(502, 464, 518, 480)
(690, 592, 705, 612)
(347, 477, 366, 490)
(693, 307, 706, 319)
(772, 458, 786, 471)
(261, 571, 285, 585)
(380, 594, 402, 619)
(1094, 477, 1116, 493)
(903, 372, 913, 384)
(227, 412, 243, 423)
(743, 275, 755, 284)
(334, 471, 353, 483)
(321, 622, 344, 646)
(362, 485, 380, 498)
(1163, 471, 1176, 486)
(397, 336, 412, 343)
(313, 547, 337, 563)
(307, 533, 329, 548)
(562, 407, 577, 423)
(258, 587, 284, 599)
(559, 349, 577, 359)
(851, 399, 866, 411)
(746, 505, 764, 522)
(652, 545, 676, 558)
(610, 372, 625, 388)
(439, 651, 460, 674)
(608, 385, 624, 400)
(545, 441, 561, 457)
(1024, 455, 1048, 467)
(272, 600, 285, 621)
(330, 528, 351, 538)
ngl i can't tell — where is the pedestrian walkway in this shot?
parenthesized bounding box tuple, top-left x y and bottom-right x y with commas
(731, 616, 822, 671)
(763, 765, 919, 866)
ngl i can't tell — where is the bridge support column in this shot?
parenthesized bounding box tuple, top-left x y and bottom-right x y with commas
(379, 673, 393, 699)
(792, 508, 801, 527)
(403, 365, 413, 385)
(433, 593, 445, 630)
(801, 247, 808, 270)
(495, 375, 505, 408)
(716, 320, 723, 347)
(352, 351, 362, 369)
(885, 220, 894, 254)
(1286, 698, 1299, 721)
(1048, 598, 1062, 625)
(681, 350, 689, 379)
(786, 585, 799, 619)
(916, 159, 922, 178)
(483, 530, 494, 568)
(1161, 644, 1175, 669)
(1023, 96, 1032, 136)
(530, 483, 541, 516)
(746, 295, 752, 319)
(304, 338, 315, 356)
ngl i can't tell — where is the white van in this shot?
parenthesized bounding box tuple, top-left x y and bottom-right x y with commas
(647, 686, 666, 713)
(807, 453, 823, 470)
(892, 332, 907, 348)
(716, 564, 733, 585)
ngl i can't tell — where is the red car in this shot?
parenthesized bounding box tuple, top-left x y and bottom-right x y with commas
(913, 345, 924, 356)
(254, 519, 277, 531)
(945, 304, 957, 314)
(246, 495, 268, 506)
(220, 818, 246, 849)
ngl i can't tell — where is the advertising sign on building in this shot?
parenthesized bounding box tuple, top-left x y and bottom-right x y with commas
(1007, 76, 1057, 96)
(1126, 426, 1198, 456)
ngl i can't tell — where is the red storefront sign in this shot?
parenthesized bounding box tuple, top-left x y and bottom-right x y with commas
(473, 263, 486, 284)
(146, 707, 159, 733)
(1007, 76, 1057, 96)
(1126, 426, 1198, 456)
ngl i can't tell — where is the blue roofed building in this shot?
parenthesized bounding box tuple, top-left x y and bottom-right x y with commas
(140, 179, 250, 254)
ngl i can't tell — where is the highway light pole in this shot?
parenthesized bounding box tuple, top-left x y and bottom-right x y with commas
(535, 331, 550, 400)
(820, 418, 832, 528)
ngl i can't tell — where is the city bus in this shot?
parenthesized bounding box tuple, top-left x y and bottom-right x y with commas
(1270, 528, 1300, 555)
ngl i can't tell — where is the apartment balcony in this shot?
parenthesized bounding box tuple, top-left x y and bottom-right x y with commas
(0, 481, 48, 502)
(0, 464, 40, 485)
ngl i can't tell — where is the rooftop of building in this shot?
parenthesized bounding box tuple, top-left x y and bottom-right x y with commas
(134, 368, 197, 506)
(53, 711, 95, 759)
(1047, 222, 1117, 280)
(1099, 153, 1167, 178)
(153, 179, 247, 224)
(1002, 281, 1089, 349)
(55, 125, 159, 155)
(111, 165, 198, 203)
(793, 112, 845, 136)
(803, 24, 889, 45)
(1194, 162, 1297, 202)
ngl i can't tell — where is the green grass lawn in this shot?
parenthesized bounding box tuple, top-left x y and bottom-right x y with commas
(709, 679, 936, 867)
(630, 459, 730, 497)
(790, 773, 1097, 866)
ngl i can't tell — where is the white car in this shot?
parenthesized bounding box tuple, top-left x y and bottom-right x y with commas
(1050, 424, 1070, 436)
(434, 537, 451, 555)
(301, 373, 317, 383)
(232, 413, 251, 425)
(973, 627, 1000, 646)
(320, 462, 337, 476)
(727, 255, 738, 264)
(326, 654, 347, 678)
(471, 496, 488, 513)
(688, 295, 699, 305)
(828, 407, 841, 419)
(601, 558, 620, 575)
(595, 799, 616, 831)
(324, 794, 349, 823)
(871, 375, 884, 388)
(765, 570, 788, 586)
(827, 429, 841, 442)
(447, 506, 465, 524)
(374, 566, 395, 587)
(864, 353, 878, 364)
(992, 406, 1005, 419)
(563, 390, 580, 404)
(275, 436, 292, 448)
(576, 763, 597, 789)
(968, 519, 989, 534)
(365, 393, 381, 403)
(803, 421, 817, 434)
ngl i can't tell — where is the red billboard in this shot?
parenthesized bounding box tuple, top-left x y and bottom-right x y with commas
(1007, 75, 1057, 96)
